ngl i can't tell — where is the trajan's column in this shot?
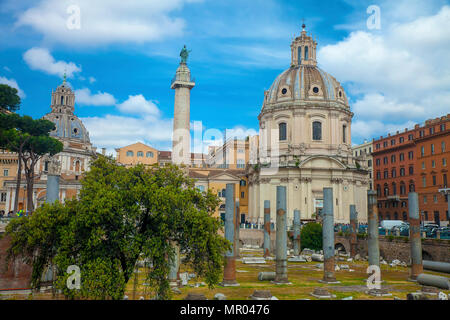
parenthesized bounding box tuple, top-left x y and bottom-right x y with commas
(171, 45, 195, 165)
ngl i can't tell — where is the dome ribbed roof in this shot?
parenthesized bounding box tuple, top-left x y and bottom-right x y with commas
(263, 65, 349, 109)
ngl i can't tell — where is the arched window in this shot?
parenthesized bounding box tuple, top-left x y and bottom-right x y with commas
(402, 212, 407, 221)
(279, 122, 287, 141)
(304, 46, 309, 60)
(392, 182, 397, 195)
(126, 151, 134, 157)
(376, 184, 381, 197)
(400, 182, 406, 195)
(384, 184, 389, 197)
(312, 121, 322, 141)
(61, 96, 64, 105)
(75, 161, 80, 172)
(146, 151, 154, 158)
(137, 151, 144, 157)
(297, 46, 302, 64)
(409, 183, 415, 192)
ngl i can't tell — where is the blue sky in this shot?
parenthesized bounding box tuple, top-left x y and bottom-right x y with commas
(1, 0, 450, 154)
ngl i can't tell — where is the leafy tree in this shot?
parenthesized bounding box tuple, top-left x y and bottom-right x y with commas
(4, 156, 230, 300)
(300, 222, 323, 251)
(0, 84, 20, 113)
(0, 113, 63, 213)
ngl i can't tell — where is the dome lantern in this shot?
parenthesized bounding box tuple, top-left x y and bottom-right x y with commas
(290, 24, 317, 67)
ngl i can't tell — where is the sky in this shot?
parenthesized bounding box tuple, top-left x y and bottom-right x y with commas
(1, 0, 450, 155)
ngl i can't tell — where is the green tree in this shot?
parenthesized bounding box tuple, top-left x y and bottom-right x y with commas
(300, 222, 323, 251)
(0, 84, 21, 113)
(4, 156, 230, 300)
(0, 113, 63, 213)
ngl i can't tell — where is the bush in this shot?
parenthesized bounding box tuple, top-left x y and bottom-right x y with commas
(300, 222, 322, 251)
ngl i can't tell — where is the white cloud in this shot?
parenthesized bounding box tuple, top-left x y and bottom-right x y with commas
(23, 47, 81, 78)
(15, 0, 202, 46)
(0, 76, 26, 98)
(318, 5, 450, 143)
(117, 95, 160, 117)
(88, 77, 96, 84)
(74, 88, 116, 106)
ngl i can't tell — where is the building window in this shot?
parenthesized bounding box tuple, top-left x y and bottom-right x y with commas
(137, 151, 144, 157)
(408, 134, 413, 140)
(442, 141, 446, 152)
(431, 160, 435, 168)
(376, 143, 380, 150)
(422, 162, 425, 169)
(408, 151, 414, 160)
(440, 124, 446, 132)
(409, 183, 415, 192)
(400, 184, 406, 195)
(237, 159, 245, 168)
(342, 125, 347, 143)
(126, 151, 134, 157)
(422, 176, 426, 187)
(384, 170, 388, 179)
(312, 121, 322, 141)
(61, 96, 64, 105)
(421, 146, 425, 157)
(423, 196, 427, 204)
(391, 168, 396, 178)
(0, 192, 6, 202)
(383, 157, 388, 165)
(146, 151, 154, 158)
(279, 122, 287, 141)
(297, 46, 302, 63)
(444, 174, 448, 187)
(400, 168, 405, 176)
(399, 153, 404, 161)
(376, 185, 381, 197)
(432, 175, 436, 186)
(391, 155, 396, 163)
(431, 144, 435, 155)
(3, 169, 8, 177)
(391, 139, 395, 146)
(392, 182, 397, 195)
(409, 166, 414, 175)
(376, 171, 381, 179)
(376, 158, 380, 166)
(399, 137, 404, 143)
(419, 130, 424, 137)
(433, 195, 438, 203)
(240, 180, 246, 186)
(368, 160, 372, 167)
(241, 192, 245, 198)
(384, 185, 389, 197)
(402, 212, 407, 221)
(197, 185, 205, 192)
(304, 46, 309, 60)
(430, 127, 435, 135)
(383, 141, 388, 147)
(444, 158, 447, 166)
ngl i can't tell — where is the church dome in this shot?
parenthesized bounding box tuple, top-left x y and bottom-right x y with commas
(43, 77, 91, 144)
(264, 65, 349, 107)
(261, 25, 349, 113)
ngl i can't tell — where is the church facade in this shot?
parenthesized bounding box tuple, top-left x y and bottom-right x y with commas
(246, 26, 370, 225)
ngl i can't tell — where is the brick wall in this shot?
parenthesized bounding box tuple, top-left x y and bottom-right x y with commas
(0, 233, 32, 290)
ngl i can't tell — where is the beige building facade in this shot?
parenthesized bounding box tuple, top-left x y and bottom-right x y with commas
(116, 142, 159, 167)
(352, 140, 374, 190)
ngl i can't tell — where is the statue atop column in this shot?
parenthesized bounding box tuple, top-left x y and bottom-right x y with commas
(180, 45, 191, 64)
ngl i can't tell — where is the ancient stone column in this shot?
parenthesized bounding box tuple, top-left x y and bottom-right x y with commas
(274, 186, 288, 283)
(168, 243, 180, 287)
(46, 157, 61, 204)
(235, 201, 240, 258)
(349, 205, 358, 258)
(263, 200, 271, 258)
(367, 190, 380, 267)
(293, 209, 301, 256)
(408, 192, 423, 280)
(222, 183, 239, 286)
(321, 187, 337, 283)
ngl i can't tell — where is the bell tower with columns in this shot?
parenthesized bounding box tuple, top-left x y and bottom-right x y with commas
(171, 45, 195, 166)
